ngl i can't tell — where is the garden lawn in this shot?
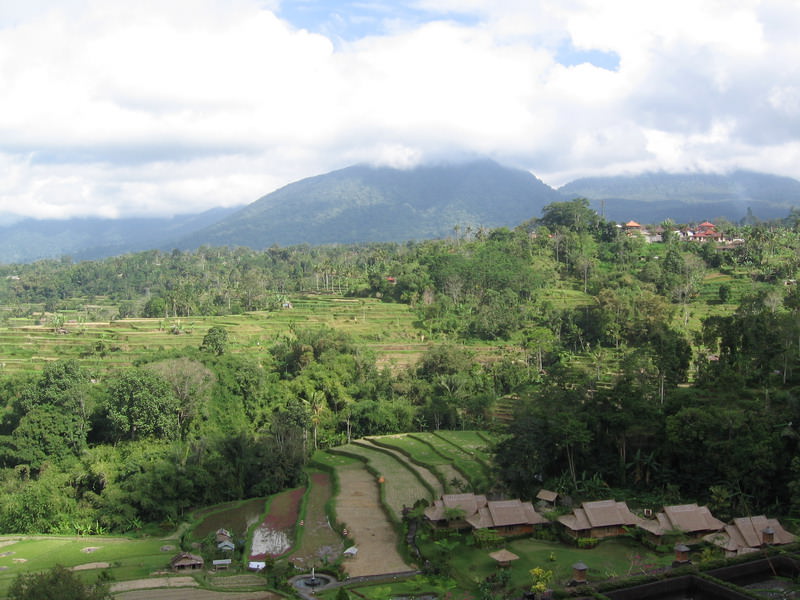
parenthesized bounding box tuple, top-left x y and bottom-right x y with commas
(441, 536, 674, 592)
(0, 536, 170, 597)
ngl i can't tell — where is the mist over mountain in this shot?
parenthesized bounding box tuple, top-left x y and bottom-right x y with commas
(175, 159, 562, 250)
(4, 162, 800, 264)
(559, 170, 800, 222)
(0, 207, 236, 264)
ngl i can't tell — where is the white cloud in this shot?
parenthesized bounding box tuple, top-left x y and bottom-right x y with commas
(0, 0, 799, 217)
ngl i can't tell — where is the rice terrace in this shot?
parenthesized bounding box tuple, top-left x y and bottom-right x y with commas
(4, 211, 800, 599)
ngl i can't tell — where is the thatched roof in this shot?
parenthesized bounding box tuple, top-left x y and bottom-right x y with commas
(171, 552, 204, 569)
(704, 516, 797, 553)
(424, 493, 487, 522)
(466, 499, 546, 530)
(558, 499, 642, 532)
(537, 489, 558, 503)
(489, 549, 519, 563)
(639, 504, 724, 536)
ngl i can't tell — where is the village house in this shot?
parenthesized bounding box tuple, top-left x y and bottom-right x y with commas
(425, 493, 488, 529)
(216, 528, 235, 551)
(425, 493, 547, 535)
(704, 515, 797, 556)
(170, 552, 204, 571)
(466, 498, 548, 536)
(638, 503, 725, 544)
(673, 221, 725, 243)
(557, 499, 642, 540)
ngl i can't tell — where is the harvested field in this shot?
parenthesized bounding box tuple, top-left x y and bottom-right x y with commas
(110, 576, 198, 593)
(333, 443, 432, 519)
(250, 487, 305, 559)
(333, 462, 410, 577)
(290, 470, 343, 567)
(208, 574, 266, 589)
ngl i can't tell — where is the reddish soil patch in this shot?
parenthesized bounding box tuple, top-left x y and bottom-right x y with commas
(249, 487, 305, 560)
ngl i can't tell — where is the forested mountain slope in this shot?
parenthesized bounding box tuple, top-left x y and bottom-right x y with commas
(0, 207, 236, 263)
(560, 170, 800, 222)
(176, 159, 563, 249)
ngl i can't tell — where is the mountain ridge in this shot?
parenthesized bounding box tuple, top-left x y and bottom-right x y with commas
(4, 161, 800, 263)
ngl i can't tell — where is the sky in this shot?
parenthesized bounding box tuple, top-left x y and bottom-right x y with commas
(1, 0, 799, 220)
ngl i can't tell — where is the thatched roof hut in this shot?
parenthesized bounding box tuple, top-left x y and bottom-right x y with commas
(489, 548, 519, 567)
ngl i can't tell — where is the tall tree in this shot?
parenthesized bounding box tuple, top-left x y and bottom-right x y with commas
(105, 370, 179, 441)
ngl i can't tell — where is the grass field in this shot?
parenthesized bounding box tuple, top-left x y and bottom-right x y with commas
(360, 438, 445, 497)
(408, 432, 491, 489)
(441, 535, 674, 591)
(0, 535, 172, 597)
(367, 434, 470, 493)
(432, 430, 493, 465)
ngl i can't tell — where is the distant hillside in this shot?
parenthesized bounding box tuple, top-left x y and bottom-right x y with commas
(177, 159, 563, 249)
(6, 164, 800, 264)
(559, 171, 800, 222)
(0, 208, 235, 264)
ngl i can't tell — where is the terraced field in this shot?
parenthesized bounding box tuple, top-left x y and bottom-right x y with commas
(358, 438, 444, 497)
(307, 431, 493, 576)
(367, 434, 467, 494)
(408, 432, 491, 489)
(329, 442, 434, 519)
(0, 295, 531, 377)
(324, 460, 410, 577)
(433, 430, 493, 464)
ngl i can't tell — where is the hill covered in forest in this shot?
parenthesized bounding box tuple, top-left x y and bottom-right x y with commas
(175, 159, 562, 250)
(560, 170, 800, 222)
(5, 162, 800, 263)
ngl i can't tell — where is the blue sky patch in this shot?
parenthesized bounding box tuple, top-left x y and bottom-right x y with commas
(277, 1, 478, 41)
(556, 39, 620, 71)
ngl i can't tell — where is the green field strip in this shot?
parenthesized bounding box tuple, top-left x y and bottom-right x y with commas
(407, 432, 486, 490)
(328, 442, 432, 519)
(375, 434, 470, 494)
(365, 434, 453, 492)
(358, 438, 444, 497)
(432, 430, 493, 465)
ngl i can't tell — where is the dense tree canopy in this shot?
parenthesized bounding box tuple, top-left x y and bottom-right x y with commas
(2, 201, 800, 533)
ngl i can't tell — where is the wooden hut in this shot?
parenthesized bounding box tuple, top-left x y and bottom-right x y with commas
(171, 552, 204, 571)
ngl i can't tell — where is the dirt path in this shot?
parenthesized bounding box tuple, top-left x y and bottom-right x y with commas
(110, 576, 198, 593)
(333, 463, 411, 577)
(115, 590, 281, 600)
(71, 562, 109, 571)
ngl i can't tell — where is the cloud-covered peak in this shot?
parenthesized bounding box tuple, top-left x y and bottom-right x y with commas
(0, 0, 799, 219)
